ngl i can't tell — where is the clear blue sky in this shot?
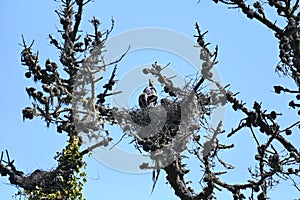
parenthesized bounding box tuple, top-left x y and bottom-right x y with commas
(1, 0, 299, 199)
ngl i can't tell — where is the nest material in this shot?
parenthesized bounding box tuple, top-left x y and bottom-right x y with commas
(129, 100, 186, 153)
(17, 169, 68, 192)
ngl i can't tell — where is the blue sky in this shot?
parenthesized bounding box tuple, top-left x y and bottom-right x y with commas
(1, 0, 300, 199)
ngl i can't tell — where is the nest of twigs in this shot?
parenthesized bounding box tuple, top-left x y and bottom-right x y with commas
(20, 169, 68, 192)
(128, 100, 188, 154)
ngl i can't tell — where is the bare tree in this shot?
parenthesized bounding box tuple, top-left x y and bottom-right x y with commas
(0, 0, 299, 200)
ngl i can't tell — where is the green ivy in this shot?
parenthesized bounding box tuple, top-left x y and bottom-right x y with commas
(24, 136, 87, 200)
